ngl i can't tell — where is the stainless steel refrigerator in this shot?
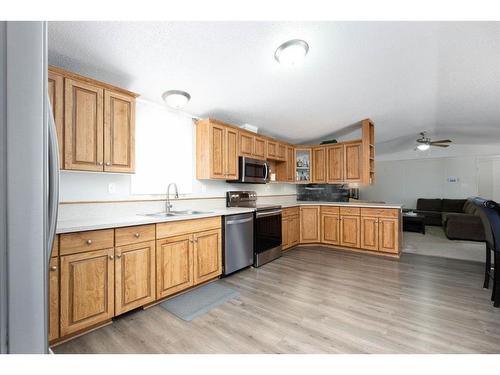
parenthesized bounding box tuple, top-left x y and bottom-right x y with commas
(0, 21, 59, 354)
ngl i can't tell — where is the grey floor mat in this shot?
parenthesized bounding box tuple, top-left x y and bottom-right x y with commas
(160, 281, 240, 321)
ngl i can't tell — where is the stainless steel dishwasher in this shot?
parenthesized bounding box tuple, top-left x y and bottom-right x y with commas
(222, 213, 254, 276)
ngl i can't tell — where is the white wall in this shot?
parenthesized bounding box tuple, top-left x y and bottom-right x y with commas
(59, 99, 296, 203)
(359, 156, 484, 208)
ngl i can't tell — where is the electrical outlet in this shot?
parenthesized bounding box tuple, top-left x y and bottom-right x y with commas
(108, 183, 116, 194)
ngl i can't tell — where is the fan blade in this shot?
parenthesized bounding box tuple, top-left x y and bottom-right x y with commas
(431, 144, 449, 147)
(431, 139, 452, 144)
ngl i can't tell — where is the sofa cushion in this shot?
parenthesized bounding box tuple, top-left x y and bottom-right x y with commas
(416, 198, 442, 212)
(443, 213, 485, 241)
(442, 199, 466, 213)
(463, 200, 479, 215)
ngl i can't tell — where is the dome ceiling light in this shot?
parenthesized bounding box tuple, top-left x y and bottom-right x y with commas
(274, 39, 309, 66)
(162, 90, 191, 109)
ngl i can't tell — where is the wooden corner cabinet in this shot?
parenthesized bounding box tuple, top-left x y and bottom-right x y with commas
(299, 206, 320, 243)
(196, 119, 239, 180)
(49, 66, 138, 173)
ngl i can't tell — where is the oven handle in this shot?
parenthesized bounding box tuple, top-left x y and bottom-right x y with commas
(255, 210, 282, 218)
(226, 217, 254, 225)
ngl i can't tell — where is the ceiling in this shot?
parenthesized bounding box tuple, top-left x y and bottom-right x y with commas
(48, 21, 500, 150)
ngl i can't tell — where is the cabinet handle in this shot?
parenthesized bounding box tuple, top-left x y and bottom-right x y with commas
(50, 265, 57, 271)
(116, 254, 122, 259)
(98, 162, 103, 166)
(105, 162, 111, 166)
(109, 255, 114, 260)
(86, 239, 93, 245)
(134, 233, 140, 238)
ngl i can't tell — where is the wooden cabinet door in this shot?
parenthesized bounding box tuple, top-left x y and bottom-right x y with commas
(340, 215, 360, 248)
(286, 146, 295, 181)
(104, 90, 135, 173)
(254, 136, 266, 159)
(115, 240, 156, 315)
(321, 213, 340, 245)
(267, 140, 277, 159)
(156, 235, 194, 299)
(327, 144, 344, 183)
(278, 143, 286, 161)
(378, 218, 399, 254)
(289, 216, 300, 247)
(239, 132, 254, 157)
(282, 217, 290, 250)
(312, 147, 326, 183)
(360, 216, 379, 251)
(48, 257, 59, 342)
(225, 127, 239, 180)
(210, 124, 226, 179)
(344, 142, 362, 182)
(300, 206, 320, 243)
(64, 78, 104, 171)
(48, 70, 64, 168)
(193, 229, 222, 285)
(60, 248, 114, 336)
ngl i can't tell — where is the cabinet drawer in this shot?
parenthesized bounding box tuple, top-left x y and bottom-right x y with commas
(115, 224, 156, 246)
(156, 216, 221, 239)
(321, 206, 340, 215)
(60, 229, 114, 255)
(282, 207, 299, 218)
(339, 207, 361, 216)
(361, 208, 399, 218)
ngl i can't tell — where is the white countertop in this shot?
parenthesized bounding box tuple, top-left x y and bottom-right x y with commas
(56, 201, 402, 234)
(56, 207, 255, 234)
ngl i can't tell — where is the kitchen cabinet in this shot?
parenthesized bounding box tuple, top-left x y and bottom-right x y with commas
(300, 206, 320, 243)
(115, 240, 156, 315)
(312, 146, 327, 183)
(50, 66, 138, 173)
(320, 206, 340, 245)
(266, 140, 278, 160)
(282, 207, 300, 250)
(156, 234, 194, 299)
(193, 229, 222, 284)
(60, 248, 115, 336)
(48, 240, 59, 342)
(344, 141, 362, 182)
(340, 207, 361, 248)
(326, 144, 344, 183)
(238, 130, 266, 160)
(48, 70, 64, 168)
(378, 218, 399, 254)
(277, 143, 287, 161)
(295, 148, 312, 183)
(196, 119, 239, 180)
(276, 145, 295, 182)
(104, 90, 136, 173)
(359, 208, 400, 254)
(254, 136, 266, 159)
(360, 216, 379, 251)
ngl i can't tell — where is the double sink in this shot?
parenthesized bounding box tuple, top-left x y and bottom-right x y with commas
(142, 210, 214, 218)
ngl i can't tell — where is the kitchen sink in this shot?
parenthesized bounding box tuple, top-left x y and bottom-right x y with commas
(141, 210, 214, 218)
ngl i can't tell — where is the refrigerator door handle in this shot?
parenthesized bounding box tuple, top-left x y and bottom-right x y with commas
(47, 96, 59, 263)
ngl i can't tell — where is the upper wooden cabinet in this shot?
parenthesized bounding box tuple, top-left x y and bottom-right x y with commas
(48, 70, 64, 168)
(312, 146, 327, 183)
(254, 136, 266, 159)
(344, 141, 362, 182)
(196, 119, 239, 180)
(238, 130, 266, 160)
(277, 143, 286, 161)
(326, 144, 344, 183)
(266, 140, 278, 160)
(49, 66, 138, 173)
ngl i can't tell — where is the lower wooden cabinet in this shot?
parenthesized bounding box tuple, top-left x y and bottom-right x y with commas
(282, 209, 300, 250)
(156, 234, 194, 299)
(115, 240, 156, 315)
(48, 257, 59, 342)
(321, 210, 340, 245)
(378, 218, 399, 254)
(300, 206, 321, 243)
(360, 216, 379, 251)
(60, 248, 115, 336)
(340, 215, 360, 248)
(193, 229, 222, 284)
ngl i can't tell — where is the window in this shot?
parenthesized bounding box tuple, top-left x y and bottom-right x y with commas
(131, 100, 193, 195)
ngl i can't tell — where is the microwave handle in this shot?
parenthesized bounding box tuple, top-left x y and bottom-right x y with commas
(264, 163, 269, 181)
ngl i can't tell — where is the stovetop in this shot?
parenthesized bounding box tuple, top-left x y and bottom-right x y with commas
(226, 190, 281, 211)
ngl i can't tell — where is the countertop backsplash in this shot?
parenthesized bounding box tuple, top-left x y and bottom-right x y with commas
(296, 184, 350, 202)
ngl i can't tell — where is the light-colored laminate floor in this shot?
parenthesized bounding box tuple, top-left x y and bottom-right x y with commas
(54, 246, 500, 354)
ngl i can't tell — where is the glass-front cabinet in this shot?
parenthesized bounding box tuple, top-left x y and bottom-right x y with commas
(295, 148, 311, 183)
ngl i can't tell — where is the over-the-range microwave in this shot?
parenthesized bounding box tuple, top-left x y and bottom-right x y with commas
(227, 156, 270, 184)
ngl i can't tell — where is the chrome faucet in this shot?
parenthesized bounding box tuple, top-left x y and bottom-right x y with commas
(166, 183, 179, 214)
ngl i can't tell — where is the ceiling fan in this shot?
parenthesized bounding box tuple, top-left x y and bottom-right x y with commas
(415, 132, 452, 151)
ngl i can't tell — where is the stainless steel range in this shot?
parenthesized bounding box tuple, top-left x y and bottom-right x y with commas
(226, 191, 282, 267)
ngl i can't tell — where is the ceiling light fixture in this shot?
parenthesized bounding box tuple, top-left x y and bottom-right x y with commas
(162, 90, 191, 109)
(416, 143, 431, 151)
(274, 39, 309, 66)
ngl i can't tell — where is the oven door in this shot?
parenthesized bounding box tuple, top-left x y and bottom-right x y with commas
(236, 157, 269, 184)
(254, 209, 282, 254)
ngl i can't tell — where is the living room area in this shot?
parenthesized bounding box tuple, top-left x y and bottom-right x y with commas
(360, 144, 500, 263)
